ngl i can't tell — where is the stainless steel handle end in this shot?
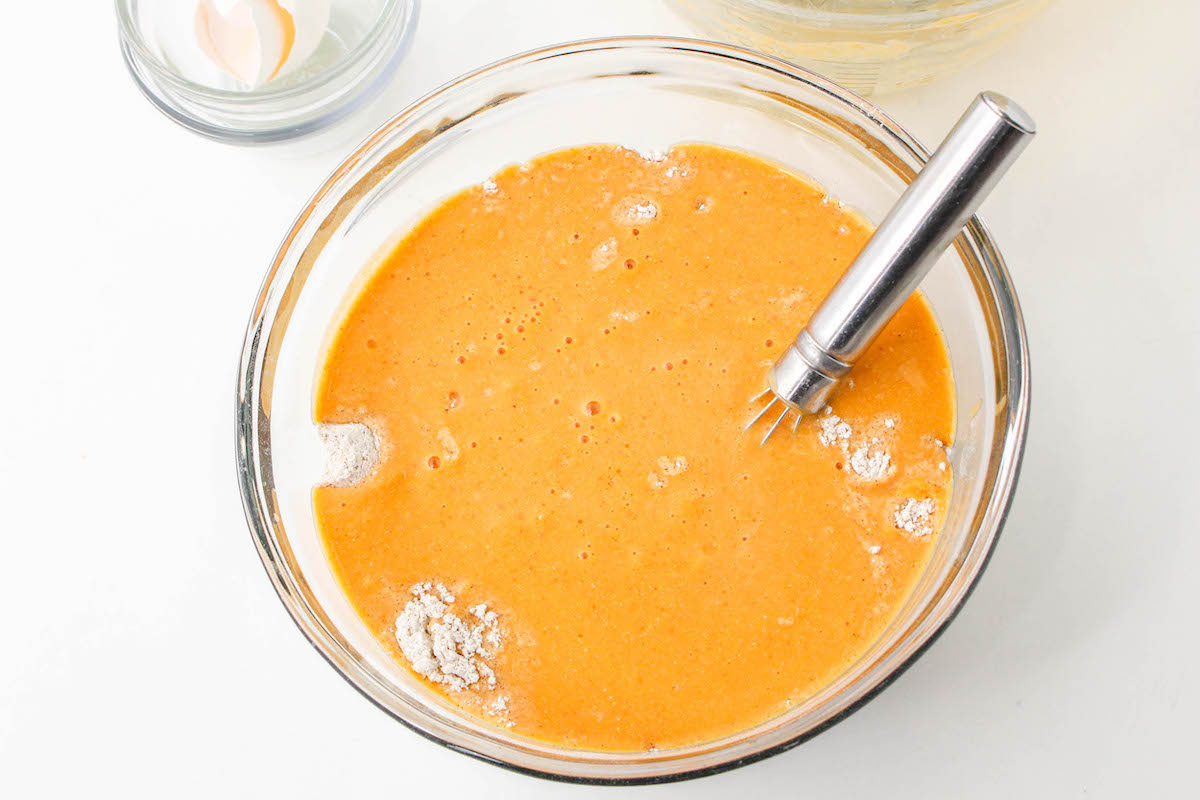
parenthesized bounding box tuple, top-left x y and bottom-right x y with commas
(980, 91, 1037, 135)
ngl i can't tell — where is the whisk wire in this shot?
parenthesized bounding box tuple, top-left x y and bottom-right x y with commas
(761, 406, 791, 445)
(746, 389, 803, 444)
(744, 394, 779, 431)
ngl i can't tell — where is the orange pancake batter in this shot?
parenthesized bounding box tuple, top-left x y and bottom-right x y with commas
(314, 144, 954, 751)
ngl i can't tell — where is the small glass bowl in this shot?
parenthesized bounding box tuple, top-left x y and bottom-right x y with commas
(116, 0, 419, 143)
(667, 0, 1052, 95)
(236, 37, 1029, 783)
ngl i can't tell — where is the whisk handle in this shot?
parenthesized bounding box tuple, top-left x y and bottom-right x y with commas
(772, 92, 1035, 414)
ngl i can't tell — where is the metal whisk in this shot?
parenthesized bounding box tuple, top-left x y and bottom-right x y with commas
(747, 91, 1036, 443)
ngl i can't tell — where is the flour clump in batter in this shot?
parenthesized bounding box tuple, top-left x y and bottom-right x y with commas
(317, 422, 379, 487)
(395, 582, 502, 691)
(894, 498, 936, 537)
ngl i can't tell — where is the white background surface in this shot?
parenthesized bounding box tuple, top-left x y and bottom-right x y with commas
(2, 1, 1197, 796)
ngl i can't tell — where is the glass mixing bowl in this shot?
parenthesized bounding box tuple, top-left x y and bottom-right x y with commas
(667, 0, 1052, 95)
(236, 37, 1029, 783)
